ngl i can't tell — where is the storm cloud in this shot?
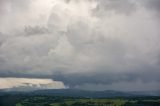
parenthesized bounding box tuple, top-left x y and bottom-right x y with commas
(0, 0, 160, 91)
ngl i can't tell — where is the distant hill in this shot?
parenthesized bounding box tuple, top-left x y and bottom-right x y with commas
(0, 89, 160, 98)
(31, 89, 134, 98)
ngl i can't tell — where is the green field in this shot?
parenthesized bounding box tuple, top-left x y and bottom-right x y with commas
(0, 95, 160, 106)
(13, 96, 160, 106)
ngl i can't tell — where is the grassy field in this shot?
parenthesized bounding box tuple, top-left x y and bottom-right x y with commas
(12, 96, 160, 106)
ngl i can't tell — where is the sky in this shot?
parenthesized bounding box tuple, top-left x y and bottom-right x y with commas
(0, 0, 160, 91)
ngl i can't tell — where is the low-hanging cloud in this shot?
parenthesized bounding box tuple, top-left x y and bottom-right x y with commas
(0, 0, 160, 91)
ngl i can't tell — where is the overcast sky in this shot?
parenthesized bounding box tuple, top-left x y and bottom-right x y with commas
(0, 0, 160, 91)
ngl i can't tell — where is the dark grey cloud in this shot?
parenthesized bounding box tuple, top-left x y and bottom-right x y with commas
(52, 65, 160, 87)
(52, 72, 137, 87)
(24, 26, 49, 35)
(93, 0, 137, 16)
(140, 0, 160, 12)
(0, 0, 160, 91)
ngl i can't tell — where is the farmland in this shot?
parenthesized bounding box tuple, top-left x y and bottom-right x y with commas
(0, 95, 159, 106)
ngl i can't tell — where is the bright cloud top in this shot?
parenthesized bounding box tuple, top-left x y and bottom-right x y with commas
(0, 77, 65, 90)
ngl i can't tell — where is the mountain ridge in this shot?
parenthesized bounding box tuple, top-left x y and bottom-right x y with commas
(0, 89, 160, 98)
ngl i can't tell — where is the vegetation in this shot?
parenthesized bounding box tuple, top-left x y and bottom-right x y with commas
(0, 95, 159, 106)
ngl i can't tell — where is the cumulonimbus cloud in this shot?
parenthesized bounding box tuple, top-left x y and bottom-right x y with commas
(0, 0, 160, 91)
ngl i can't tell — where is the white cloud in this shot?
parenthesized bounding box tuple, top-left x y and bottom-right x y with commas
(0, 77, 65, 89)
